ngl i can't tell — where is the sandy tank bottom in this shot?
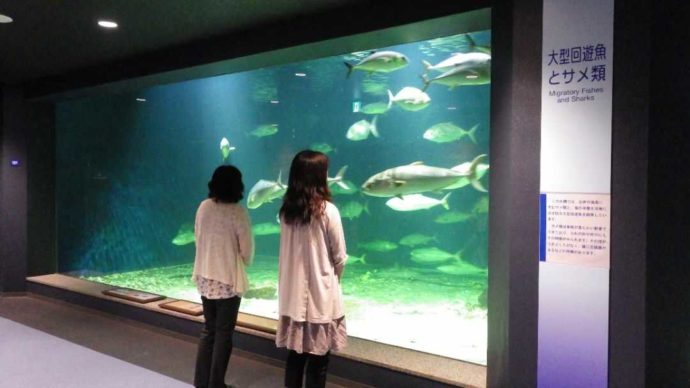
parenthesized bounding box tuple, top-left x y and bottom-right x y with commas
(83, 255, 487, 365)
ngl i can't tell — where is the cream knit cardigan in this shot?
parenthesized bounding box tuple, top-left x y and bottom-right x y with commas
(192, 199, 254, 295)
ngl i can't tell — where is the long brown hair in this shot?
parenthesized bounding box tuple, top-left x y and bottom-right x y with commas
(280, 150, 332, 225)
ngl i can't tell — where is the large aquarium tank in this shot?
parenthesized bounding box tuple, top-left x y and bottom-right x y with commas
(56, 19, 491, 365)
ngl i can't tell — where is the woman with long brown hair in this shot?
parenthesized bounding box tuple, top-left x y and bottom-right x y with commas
(276, 150, 348, 388)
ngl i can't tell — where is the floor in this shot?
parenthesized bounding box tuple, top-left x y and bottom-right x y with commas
(0, 294, 368, 388)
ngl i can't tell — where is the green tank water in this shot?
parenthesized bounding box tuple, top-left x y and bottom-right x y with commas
(57, 29, 491, 364)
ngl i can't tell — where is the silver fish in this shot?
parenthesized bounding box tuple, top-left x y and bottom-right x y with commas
(327, 166, 350, 191)
(345, 51, 409, 78)
(436, 261, 487, 276)
(385, 193, 451, 212)
(249, 123, 279, 138)
(347, 254, 367, 265)
(362, 161, 474, 198)
(446, 158, 490, 192)
(346, 116, 379, 141)
(444, 154, 489, 192)
(247, 171, 286, 209)
(172, 223, 195, 246)
(387, 87, 431, 111)
(358, 240, 398, 252)
(410, 247, 461, 264)
(422, 52, 491, 74)
(421, 53, 491, 91)
(219, 137, 236, 161)
(399, 233, 437, 247)
(361, 102, 390, 115)
(340, 201, 369, 220)
(423, 123, 478, 144)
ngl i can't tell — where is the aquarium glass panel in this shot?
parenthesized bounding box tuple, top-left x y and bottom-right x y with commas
(57, 29, 491, 364)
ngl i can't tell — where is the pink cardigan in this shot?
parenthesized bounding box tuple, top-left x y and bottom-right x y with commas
(278, 202, 348, 323)
(192, 199, 254, 295)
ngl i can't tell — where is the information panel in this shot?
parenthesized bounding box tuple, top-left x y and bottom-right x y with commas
(539, 193, 610, 268)
(539, 0, 613, 387)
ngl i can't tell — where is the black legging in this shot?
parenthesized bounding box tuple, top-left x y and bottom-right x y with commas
(194, 296, 241, 388)
(285, 350, 330, 388)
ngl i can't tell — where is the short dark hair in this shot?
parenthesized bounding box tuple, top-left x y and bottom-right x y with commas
(208, 165, 244, 203)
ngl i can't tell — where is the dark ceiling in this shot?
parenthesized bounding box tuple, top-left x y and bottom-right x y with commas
(0, 0, 364, 84)
(0, 1, 488, 97)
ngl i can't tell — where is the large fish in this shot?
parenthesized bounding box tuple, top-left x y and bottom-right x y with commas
(399, 233, 437, 247)
(346, 116, 379, 141)
(410, 247, 461, 264)
(361, 102, 390, 115)
(423, 123, 478, 144)
(421, 53, 491, 91)
(385, 193, 451, 212)
(387, 87, 431, 111)
(362, 159, 482, 198)
(331, 179, 358, 195)
(358, 239, 398, 252)
(339, 200, 368, 220)
(436, 261, 487, 276)
(249, 123, 279, 138)
(444, 154, 489, 192)
(422, 52, 491, 74)
(247, 172, 286, 209)
(172, 223, 195, 246)
(445, 159, 490, 192)
(346, 254, 367, 265)
(434, 211, 473, 224)
(327, 166, 351, 191)
(249, 167, 350, 209)
(345, 51, 409, 78)
(465, 33, 491, 55)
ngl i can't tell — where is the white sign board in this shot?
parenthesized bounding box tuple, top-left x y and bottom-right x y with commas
(539, 0, 614, 387)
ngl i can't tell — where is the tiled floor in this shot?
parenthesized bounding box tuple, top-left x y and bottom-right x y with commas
(0, 294, 368, 388)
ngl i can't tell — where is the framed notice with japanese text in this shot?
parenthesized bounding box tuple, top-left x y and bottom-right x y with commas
(539, 193, 610, 268)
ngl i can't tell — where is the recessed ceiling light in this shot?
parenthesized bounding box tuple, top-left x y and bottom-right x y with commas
(136, 98, 146, 102)
(0, 14, 13, 23)
(98, 20, 118, 29)
(295, 73, 307, 77)
(270, 100, 279, 104)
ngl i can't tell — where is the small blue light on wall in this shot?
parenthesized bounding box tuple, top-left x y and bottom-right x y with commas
(10, 159, 20, 167)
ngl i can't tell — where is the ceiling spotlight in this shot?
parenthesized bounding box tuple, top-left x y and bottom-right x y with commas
(136, 98, 146, 102)
(295, 73, 307, 77)
(0, 14, 13, 23)
(98, 20, 118, 29)
(270, 100, 279, 104)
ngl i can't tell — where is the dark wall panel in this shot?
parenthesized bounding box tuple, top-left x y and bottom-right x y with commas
(487, 0, 541, 386)
(27, 102, 56, 276)
(0, 86, 28, 292)
(647, 0, 690, 386)
(609, 1, 649, 387)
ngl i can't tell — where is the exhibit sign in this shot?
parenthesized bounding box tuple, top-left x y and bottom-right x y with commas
(102, 288, 165, 303)
(539, 0, 613, 387)
(539, 193, 610, 268)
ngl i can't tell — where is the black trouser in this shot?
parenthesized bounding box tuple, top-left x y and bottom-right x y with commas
(194, 296, 241, 388)
(284, 350, 330, 388)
